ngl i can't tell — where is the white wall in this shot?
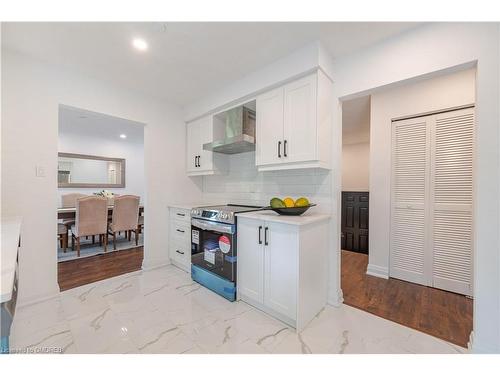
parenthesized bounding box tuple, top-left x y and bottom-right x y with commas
(202, 152, 331, 213)
(58, 131, 145, 203)
(184, 41, 332, 121)
(1, 48, 203, 305)
(341, 142, 369, 192)
(332, 23, 499, 353)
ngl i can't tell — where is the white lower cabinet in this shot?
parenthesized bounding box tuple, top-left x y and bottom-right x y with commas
(236, 218, 265, 303)
(263, 222, 297, 320)
(168, 207, 191, 272)
(237, 215, 329, 331)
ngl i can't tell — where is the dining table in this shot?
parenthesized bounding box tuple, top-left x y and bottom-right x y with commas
(57, 205, 144, 220)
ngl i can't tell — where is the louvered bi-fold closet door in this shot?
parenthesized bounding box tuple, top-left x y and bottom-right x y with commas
(430, 108, 474, 296)
(390, 116, 432, 286)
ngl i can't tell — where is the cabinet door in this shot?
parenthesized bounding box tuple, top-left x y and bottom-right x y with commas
(237, 218, 264, 304)
(186, 120, 201, 173)
(283, 74, 317, 163)
(197, 116, 214, 172)
(263, 221, 297, 320)
(256, 87, 284, 166)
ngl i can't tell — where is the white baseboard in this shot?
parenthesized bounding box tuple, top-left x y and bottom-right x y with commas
(17, 292, 60, 309)
(328, 288, 344, 307)
(467, 331, 474, 351)
(141, 259, 171, 271)
(366, 263, 389, 279)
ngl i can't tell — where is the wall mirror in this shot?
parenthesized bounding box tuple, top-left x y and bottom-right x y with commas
(58, 152, 125, 188)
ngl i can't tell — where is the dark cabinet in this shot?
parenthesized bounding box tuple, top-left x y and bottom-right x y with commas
(341, 192, 369, 254)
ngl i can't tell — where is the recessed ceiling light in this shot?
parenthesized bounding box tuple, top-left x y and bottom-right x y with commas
(120, 134, 127, 139)
(132, 38, 148, 52)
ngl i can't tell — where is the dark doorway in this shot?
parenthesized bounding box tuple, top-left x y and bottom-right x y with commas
(341, 191, 369, 254)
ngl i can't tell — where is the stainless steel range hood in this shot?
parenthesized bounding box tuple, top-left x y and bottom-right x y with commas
(203, 106, 256, 154)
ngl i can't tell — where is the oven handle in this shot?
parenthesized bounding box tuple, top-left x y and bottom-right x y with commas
(191, 218, 235, 235)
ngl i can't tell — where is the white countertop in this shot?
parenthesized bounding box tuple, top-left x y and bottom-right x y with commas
(1, 216, 22, 303)
(236, 210, 330, 226)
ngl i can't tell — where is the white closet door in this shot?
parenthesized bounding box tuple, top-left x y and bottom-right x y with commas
(390, 117, 431, 285)
(430, 108, 474, 296)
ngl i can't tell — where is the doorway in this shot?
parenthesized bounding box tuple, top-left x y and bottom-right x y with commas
(56, 105, 145, 289)
(341, 96, 370, 254)
(339, 69, 475, 348)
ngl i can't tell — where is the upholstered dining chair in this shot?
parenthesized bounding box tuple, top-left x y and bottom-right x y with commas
(61, 192, 88, 240)
(61, 193, 88, 208)
(71, 196, 108, 256)
(108, 195, 140, 250)
(58, 223, 68, 252)
(137, 215, 144, 237)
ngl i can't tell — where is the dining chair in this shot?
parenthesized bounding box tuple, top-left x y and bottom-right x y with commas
(61, 193, 88, 241)
(57, 223, 68, 252)
(108, 195, 140, 250)
(137, 215, 144, 237)
(71, 196, 108, 256)
(61, 193, 88, 208)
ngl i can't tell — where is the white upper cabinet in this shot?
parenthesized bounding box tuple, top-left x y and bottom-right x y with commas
(283, 74, 317, 164)
(255, 87, 284, 167)
(186, 118, 202, 174)
(255, 71, 332, 171)
(185, 115, 224, 176)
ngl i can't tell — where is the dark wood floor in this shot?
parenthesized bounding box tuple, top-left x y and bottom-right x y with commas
(58, 247, 144, 291)
(341, 250, 473, 348)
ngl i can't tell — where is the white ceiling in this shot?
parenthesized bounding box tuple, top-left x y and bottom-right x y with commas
(342, 95, 370, 144)
(59, 105, 144, 143)
(2, 22, 421, 106)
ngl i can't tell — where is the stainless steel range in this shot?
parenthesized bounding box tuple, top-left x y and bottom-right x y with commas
(190, 204, 262, 301)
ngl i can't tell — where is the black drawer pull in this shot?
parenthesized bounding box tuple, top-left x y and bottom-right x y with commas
(176, 229, 185, 233)
(176, 250, 185, 255)
(176, 213, 186, 217)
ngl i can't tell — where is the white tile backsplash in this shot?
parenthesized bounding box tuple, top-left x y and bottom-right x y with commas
(202, 152, 332, 213)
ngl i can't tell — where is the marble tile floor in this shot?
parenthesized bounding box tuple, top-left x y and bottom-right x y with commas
(10, 265, 467, 354)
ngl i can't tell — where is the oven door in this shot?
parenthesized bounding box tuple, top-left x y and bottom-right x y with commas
(191, 218, 236, 282)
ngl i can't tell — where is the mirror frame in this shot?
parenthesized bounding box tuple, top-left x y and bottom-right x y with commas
(58, 152, 126, 188)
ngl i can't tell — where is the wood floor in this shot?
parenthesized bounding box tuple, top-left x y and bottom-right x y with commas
(58, 247, 144, 291)
(341, 250, 473, 348)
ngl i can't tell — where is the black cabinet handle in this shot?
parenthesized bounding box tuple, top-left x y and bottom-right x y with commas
(176, 229, 185, 233)
(176, 250, 185, 255)
(284, 140, 287, 157)
(264, 227, 269, 246)
(198, 155, 201, 167)
(258, 225, 262, 244)
(194, 156, 198, 168)
(278, 141, 282, 158)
